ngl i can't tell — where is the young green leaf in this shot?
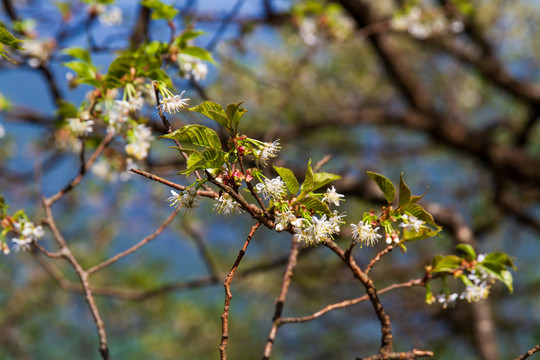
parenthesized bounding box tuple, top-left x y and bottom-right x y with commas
(225, 102, 247, 132)
(366, 171, 396, 203)
(312, 172, 341, 191)
(141, 0, 179, 21)
(161, 124, 221, 149)
(273, 166, 300, 194)
(431, 255, 462, 273)
(456, 244, 476, 261)
(300, 196, 332, 216)
(402, 203, 439, 227)
(181, 46, 216, 64)
(189, 101, 229, 129)
(299, 160, 314, 198)
(398, 173, 412, 207)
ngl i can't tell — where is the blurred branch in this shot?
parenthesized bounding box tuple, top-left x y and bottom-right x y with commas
(515, 342, 540, 360)
(87, 209, 180, 275)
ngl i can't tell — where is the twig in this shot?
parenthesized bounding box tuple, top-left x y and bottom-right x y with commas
(219, 222, 261, 360)
(365, 244, 395, 274)
(357, 349, 433, 360)
(87, 209, 179, 275)
(262, 236, 300, 360)
(46, 130, 114, 205)
(42, 198, 110, 360)
(130, 168, 218, 199)
(515, 342, 540, 360)
(279, 278, 423, 325)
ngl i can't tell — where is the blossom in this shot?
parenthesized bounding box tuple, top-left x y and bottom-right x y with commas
(213, 194, 243, 216)
(21, 38, 55, 67)
(177, 54, 209, 82)
(0, 123, 5, 138)
(125, 124, 153, 160)
(99, 6, 123, 26)
(67, 117, 94, 136)
(437, 293, 459, 309)
(255, 176, 287, 201)
(159, 91, 189, 114)
(274, 210, 296, 232)
(328, 211, 346, 233)
(297, 215, 340, 246)
(299, 17, 318, 46)
(11, 219, 45, 252)
(351, 221, 382, 247)
(255, 140, 280, 167)
(400, 214, 424, 233)
(461, 282, 490, 303)
(323, 186, 344, 207)
(167, 188, 199, 214)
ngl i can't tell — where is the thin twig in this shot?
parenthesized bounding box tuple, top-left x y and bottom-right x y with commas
(42, 198, 110, 360)
(365, 244, 395, 274)
(262, 236, 300, 360)
(46, 131, 114, 205)
(279, 278, 423, 325)
(514, 342, 540, 360)
(87, 209, 179, 275)
(219, 222, 261, 360)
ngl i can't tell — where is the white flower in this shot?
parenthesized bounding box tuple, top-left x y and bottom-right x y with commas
(0, 123, 5, 138)
(125, 124, 153, 160)
(400, 214, 424, 233)
(177, 54, 209, 82)
(160, 91, 190, 114)
(299, 17, 318, 46)
(328, 211, 346, 233)
(351, 221, 382, 247)
(297, 215, 340, 246)
(255, 140, 280, 167)
(437, 293, 459, 309)
(12, 238, 32, 252)
(274, 210, 296, 232)
(21, 38, 54, 66)
(67, 117, 94, 136)
(99, 6, 123, 26)
(323, 186, 344, 207)
(461, 282, 490, 303)
(213, 194, 243, 216)
(255, 176, 287, 201)
(167, 188, 199, 214)
(92, 159, 117, 182)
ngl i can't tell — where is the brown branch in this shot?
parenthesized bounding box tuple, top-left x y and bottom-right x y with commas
(219, 222, 261, 360)
(130, 168, 218, 199)
(46, 130, 114, 206)
(42, 198, 110, 360)
(515, 342, 540, 360)
(279, 278, 423, 325)
(87, 209, 179, 275)
(262, 236, 300, 360)
(324, 239, 394, 356)
(365, 244, 395, 274)
(357, 349, 433, 360)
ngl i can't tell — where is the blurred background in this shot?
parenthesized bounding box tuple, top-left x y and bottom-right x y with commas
(0, 0, 539, 359)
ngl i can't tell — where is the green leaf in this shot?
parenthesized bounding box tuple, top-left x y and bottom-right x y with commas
(182, 148, 224, 175)
(175, 30, 206, 48)
(431, 255, 462, 273)
(500, 270, 514, 293)
(181, 46, 216, 64)
(225, 102, 247, 132)
(483, 252, 517, 270)
(366, 171, 395, 203)
(402, 226, 440, 242)
(189, 101, 228, 128)
(63, 61, 97, 83)
(402, 203, 438, 227)
(161, 124, 221, 149)
(55, 100, 79, 119)
(0, 24, 23, 50)
(456, 244, 476, 261)
(104, 54, 133, 89)
(63, 47, 91, 63)
(312, 172, 341, 191)
(141, 0, 179, 21)
(299, 160, 314, 198)
(273, 166, 300, 194)
(398, 173, 411, 207)
(300, 196, 332, 216)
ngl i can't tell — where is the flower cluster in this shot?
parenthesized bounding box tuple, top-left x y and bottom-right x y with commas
(98, 6, 123, 27)
(177, 54, 209, 82)
(67, 116, 95, 137)
(255, 140, 281, 167)
(255, 176, 287, 200)
(125, 124, 153, 160)
(159, 91, 190, 114)
(167, 188, 199, 214)
(391, 6, 464, 39)
(400, 214, 424, 233)
(213, 194, 243, 216)
(351, 220, 382, 247)
(296, 212, 344, 246)
(323, 186, 344, 207)
(11, 219, 45, 252)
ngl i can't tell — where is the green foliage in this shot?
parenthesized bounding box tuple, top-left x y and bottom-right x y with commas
(141, 0, 179, 21)
(300, 196, 332, 216)
(398, 173, 412, 207)
(312, 172, 341, 191)
(0, 23, 23, 63)
(273, 166, 300, 194)
(181, 46, 216, 64)
(161, 124, 221, 150)
(366, 171, 395, 203)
